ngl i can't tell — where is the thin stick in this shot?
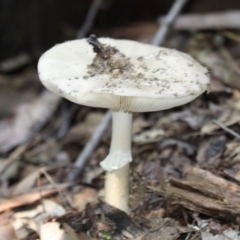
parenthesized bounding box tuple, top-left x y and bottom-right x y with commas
(67, 110, 112, 182)
(77, 0, 101, 39)
(185, 220, 196, 240)
(212, 119, 240, 140)
(152, 0, 189, 46)
(40, 168, 69, 208)
(69, 0, 189, 182)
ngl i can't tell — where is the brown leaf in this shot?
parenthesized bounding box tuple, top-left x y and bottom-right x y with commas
(72, 188, 98, 212)
(0, 212, 19, 240)
(196, 136, 226, 169)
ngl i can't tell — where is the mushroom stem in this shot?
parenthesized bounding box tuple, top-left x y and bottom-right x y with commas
(105, 164, 130, 213)
(101, 111, 132, 213)
(100, 111, 132, 171)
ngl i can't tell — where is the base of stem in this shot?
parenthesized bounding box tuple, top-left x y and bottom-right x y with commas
(104, 164, 130, 214)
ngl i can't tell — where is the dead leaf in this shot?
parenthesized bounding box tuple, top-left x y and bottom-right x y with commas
(145, 209, 165, 229)
(201, 100, 240, 134)
(0, 90, 61, 153)
(209, 78, 232, 93)
(0, 158, 19, 180)
(201, 230, 240, 240)
(63, 111, 104, 145)
(196, 136, 226, 169)
(133, 129, 165, 144)
(136, 218, 179, 240)
(194, 49, 240, 90)
(0, 212, 19, 240)
(73, 188, 98, 212)
(40, 222, 81, 240)
(14, 199, 65, 223)
(63, 223, 85, 240)
(170, 109, 206, 131)
(12, 199, 66, 237)
(224, 142, 240, 161)
(159, 138, 196, 156)
(39, 222, 65, 240)
(132, 116, 153, 134)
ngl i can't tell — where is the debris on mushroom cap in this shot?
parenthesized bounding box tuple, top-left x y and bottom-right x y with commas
(38, 36, 210, 112)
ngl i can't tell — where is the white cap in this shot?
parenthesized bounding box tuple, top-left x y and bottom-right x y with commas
(38, 36, 210, 112)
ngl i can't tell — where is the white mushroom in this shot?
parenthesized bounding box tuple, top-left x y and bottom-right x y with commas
(38, 35, 210, 214)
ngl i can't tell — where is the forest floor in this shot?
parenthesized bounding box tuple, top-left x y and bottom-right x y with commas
(1, 19, 240, 240)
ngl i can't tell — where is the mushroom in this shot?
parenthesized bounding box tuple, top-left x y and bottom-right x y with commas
(38, 35, 210, 214)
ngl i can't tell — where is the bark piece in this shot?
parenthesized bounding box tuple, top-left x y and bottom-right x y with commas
(148, 167, 240, 222)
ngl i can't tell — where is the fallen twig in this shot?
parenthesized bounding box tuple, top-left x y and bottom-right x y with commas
(158, 11, 240, 30)
(152, 0, 189, 46)
(77, 0, 101, 39)
(40, 168, 70, 208)
(212, 119, 240, 141)
(0, 182, 73, 212)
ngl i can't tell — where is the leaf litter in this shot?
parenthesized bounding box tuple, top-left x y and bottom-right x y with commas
(1, 18, 240, 240)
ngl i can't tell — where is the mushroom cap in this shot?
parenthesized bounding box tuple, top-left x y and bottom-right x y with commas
(38, 38, 210, 112)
